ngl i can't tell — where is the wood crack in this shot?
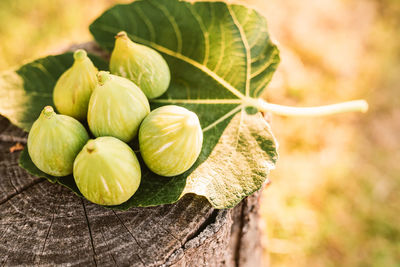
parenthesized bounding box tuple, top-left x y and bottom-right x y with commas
(234, 200, 246, 267)
(99, 226, 119, 266)
(0, 179, 44, 206)
(112, 211, 146, 265)
(34, 212, 56, 265)
(41, 213, 54, 254)
(81, 199, 98, 267)
(184, 209, 219, 244)
(160, 225, 181, 244)
(8, 175, 19, 194)
(162, 209, 220, 265)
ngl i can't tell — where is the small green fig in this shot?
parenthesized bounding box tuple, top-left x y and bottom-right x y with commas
(27, 106, 89, 176)
(110, 31, 171, 99)
(53, 49, 98, 120)
(88, 71, 150, 142)
(139, 105, 203, 177)
(73, 137, 141, 206)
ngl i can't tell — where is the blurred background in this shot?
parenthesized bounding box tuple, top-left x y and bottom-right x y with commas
(1, 0, 399, 266)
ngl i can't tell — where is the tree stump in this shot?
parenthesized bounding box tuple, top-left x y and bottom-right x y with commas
(0, 115, 263, 266)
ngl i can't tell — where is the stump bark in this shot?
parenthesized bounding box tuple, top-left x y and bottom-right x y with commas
(0, 116, 263, 266)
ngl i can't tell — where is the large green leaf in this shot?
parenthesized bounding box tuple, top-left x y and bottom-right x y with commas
(0, 0, 280, 209)
(90, 0, 280, 208)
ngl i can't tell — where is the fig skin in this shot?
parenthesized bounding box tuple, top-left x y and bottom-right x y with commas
(73, 137, 141, 206)
(88, 71, 150, 143)
(139, 105, 203, 177)
(27, 106, 89, 176)
(53, 49, 98, 120)
(110, 31, 171, 99)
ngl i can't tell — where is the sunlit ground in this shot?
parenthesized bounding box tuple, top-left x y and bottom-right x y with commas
(1, 0, 399, 266)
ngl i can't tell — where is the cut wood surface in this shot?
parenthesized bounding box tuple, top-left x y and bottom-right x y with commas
(0, 116, 263, 266)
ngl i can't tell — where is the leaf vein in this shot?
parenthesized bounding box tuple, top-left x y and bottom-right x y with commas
(154, 2, 183, 54)
(250, 55, 275, 79)
(227, 5, 251, 97)
(186, 4, 210, 66)
(212, 22, 226, 74)
(202, 105, 242, 132)
(134, 5, 156, 42)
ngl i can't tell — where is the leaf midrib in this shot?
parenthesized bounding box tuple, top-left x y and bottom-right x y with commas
(135, 34, 245, 99)
(92, 5, 253, 102)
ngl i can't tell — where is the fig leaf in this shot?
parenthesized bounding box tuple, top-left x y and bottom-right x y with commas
(1, 0, 280, 209)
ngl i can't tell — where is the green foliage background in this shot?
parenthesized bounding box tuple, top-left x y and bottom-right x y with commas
(1, 0, 399, 266)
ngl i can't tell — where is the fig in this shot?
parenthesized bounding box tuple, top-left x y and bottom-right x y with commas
(87, 71, 150, 142)
(110, 31, 171, 99)
(27, 106, 89, 176)
(139, 105, 203, 177)
(53, 49, 98, 120)
(73, 136, 141, 206)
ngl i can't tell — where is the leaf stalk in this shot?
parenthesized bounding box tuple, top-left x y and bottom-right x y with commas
(246, 98, 368, 117)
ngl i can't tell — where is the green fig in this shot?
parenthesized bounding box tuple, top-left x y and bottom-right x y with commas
(27, 106, 89, 176)
(53, 49, 98, 120)
(73, 137, 141, 206)
(139, 105, 203, 177)
(88, 71, 150, 143)
(110, 31, 171, 99)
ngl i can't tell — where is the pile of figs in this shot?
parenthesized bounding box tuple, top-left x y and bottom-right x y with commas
(28, 32, 203, 206)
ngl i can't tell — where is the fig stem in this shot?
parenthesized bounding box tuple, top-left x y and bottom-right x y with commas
(251, 98, 368, 117)
(73, 49, 87, 61)
(86, 140, 96, 153)
(42, 106, 55, 118)
(115, 31, 128, 39)
(97, 71, 111, 85)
